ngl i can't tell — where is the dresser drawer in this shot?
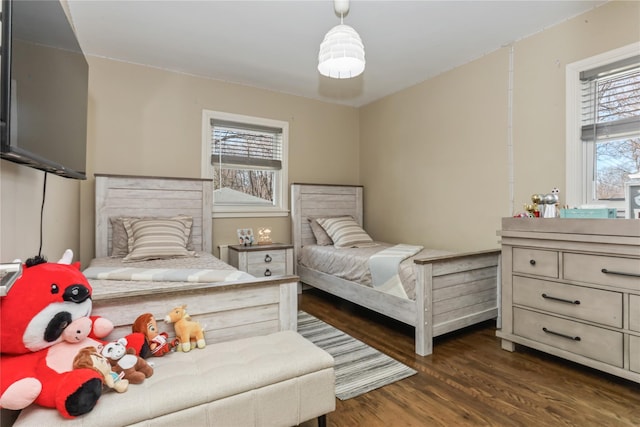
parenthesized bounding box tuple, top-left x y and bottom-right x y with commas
(513, 307, 623, 367)
(631, 335, 640, 373)
(631, 295, 640, 333)
(564, 253, 640, 291)
(513, 248, 559, 278)
(513, 276, 622, 328)
(246, 250, 286, 277)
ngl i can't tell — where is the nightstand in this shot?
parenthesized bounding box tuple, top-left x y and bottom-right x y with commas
(228, 243, 294, 278)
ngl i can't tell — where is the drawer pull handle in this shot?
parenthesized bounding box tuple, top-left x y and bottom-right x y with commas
(264, 254, 272, 263)
(529, 259, 536, 266)
(541, 293, 580, 305)
(601, 268, 640, 278)
(264, 268, 272, 277)
(542, 327, 581, 341)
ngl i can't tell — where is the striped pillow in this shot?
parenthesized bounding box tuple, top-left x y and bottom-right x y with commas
(316, 216, 376, 248)
(110, 215, 195, 257)
(122, 217, 195, 262)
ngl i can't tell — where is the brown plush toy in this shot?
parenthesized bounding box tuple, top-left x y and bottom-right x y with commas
(101, 338, 154, 384)
(73, 346, 129, 393)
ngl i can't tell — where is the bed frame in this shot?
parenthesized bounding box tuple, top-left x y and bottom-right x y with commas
(291, 183, 501, 356)
(90, 174, 298, 343)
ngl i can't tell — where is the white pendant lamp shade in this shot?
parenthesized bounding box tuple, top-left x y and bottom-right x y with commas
(318, 24, 365, 79)
(318, 0, 365, 79)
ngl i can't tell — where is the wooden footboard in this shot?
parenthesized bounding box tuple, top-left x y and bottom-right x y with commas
(414, 249, 500, 356)
(299, 250, 500, 356)
(90, 275, 299, 344)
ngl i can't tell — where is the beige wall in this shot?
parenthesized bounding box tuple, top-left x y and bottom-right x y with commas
(359, 1, 639, 252)
(80, 57, 360, 265)
(0, 161, 81, 262)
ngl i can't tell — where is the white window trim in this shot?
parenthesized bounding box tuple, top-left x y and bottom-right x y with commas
(565, 42, 640, 209)
(201, 109, 289, 218)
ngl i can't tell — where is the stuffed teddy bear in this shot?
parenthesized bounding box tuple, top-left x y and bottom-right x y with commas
(0, 250, 147, 418)
(0, 251, 109, 418)
(164, 304, 206, 352)
(132, 313, 176, 357)
(101, 338, 154, 384)
(73, 346, 129, 393)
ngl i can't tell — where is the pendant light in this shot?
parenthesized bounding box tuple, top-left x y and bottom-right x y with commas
(318, 0, 365, 79)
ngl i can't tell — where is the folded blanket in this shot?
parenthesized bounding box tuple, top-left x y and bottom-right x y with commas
(368, 244, 423, 299)
(82, 267, 254, 283)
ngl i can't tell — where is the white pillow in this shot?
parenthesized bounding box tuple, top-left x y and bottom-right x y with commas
(316, 216, 377, 248)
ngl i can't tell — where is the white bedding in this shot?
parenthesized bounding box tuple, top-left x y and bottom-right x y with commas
(85, 252, 253, 284)
(299, 243, 451, 300)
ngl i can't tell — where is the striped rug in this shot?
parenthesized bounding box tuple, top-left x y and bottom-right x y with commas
(297, 311, 417, 400)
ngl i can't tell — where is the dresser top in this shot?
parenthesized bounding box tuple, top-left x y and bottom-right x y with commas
(501, 218, 640, 238)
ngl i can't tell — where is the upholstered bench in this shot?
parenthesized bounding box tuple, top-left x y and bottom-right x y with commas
(13, 331, 336, 426)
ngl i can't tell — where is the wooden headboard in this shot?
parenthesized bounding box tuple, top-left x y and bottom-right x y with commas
(95, 174, 213, 258)
(290, 183, 363, 262)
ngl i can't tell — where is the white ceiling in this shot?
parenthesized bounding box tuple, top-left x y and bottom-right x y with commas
(67, 0, 607, 107)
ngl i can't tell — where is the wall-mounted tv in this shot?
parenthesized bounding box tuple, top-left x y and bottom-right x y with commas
(0, 0, 88, 180)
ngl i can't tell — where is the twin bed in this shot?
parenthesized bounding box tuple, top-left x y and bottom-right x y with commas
(87, 174, 298, 343)
(291, 183, 501, 356)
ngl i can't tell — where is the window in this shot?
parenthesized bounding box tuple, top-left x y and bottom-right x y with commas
(201, 110, 288, 218)
(566, 43, 640, 212)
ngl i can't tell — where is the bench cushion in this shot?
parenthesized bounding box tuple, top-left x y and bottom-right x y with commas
(14, 331, 335, 426)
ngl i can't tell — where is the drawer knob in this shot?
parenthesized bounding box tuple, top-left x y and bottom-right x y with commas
(264, 268, 272, 277)
(529, 259, 536, 266)
(601, 268, 640, 278)
(264, 254, 272, 263)
(542, 327, 581, 342)
(541, 293, 580, 305)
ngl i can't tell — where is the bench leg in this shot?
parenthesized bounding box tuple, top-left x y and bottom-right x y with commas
(317, 414, 327, 427)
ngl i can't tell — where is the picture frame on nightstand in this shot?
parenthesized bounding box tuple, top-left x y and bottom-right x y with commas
(236, 228, 254, 246)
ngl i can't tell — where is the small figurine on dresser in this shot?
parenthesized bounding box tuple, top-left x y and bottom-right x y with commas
(536, 187, 560, 218)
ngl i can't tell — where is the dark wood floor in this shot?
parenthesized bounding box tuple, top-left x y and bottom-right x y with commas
(299, 289, 640, 427)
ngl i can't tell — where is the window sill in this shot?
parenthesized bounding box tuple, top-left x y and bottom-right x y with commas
(212, 209, 289, 219)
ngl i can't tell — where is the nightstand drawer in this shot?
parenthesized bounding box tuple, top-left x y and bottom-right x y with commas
(246, 250, 286, 277)
(247, 263, 286, 277)
(630, 295, 640, 333)
(247, 250, 286, 266)
(513, 248, 559, 278)
(513, 276, 622, 328)
(564, 254, 640, 291)
(513, 308, 623, 367)
(227, 244, 293, 278)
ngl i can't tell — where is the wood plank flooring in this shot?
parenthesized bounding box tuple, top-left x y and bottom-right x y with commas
(300, 289, 640, 427)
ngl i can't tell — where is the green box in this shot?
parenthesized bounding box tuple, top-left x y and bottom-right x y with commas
(560, 208, 617, 219)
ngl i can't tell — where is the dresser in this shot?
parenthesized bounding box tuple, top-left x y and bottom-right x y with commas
(228, 243, 294, 278)
(497, 218, 640, 382)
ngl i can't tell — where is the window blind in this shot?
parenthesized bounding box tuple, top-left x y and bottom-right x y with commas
(211, 119, 283, 169)
(580, 56, 640, 142)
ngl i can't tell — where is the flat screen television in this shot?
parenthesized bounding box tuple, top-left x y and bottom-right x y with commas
(0, 0, 88, 180)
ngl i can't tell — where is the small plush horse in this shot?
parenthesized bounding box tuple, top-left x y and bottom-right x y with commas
(164, 305, 206, 352)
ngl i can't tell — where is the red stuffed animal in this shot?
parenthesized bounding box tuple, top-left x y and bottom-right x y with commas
(0, 250, 147, 419)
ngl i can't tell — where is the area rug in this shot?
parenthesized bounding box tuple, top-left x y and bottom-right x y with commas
(297, 311, 417, 400)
